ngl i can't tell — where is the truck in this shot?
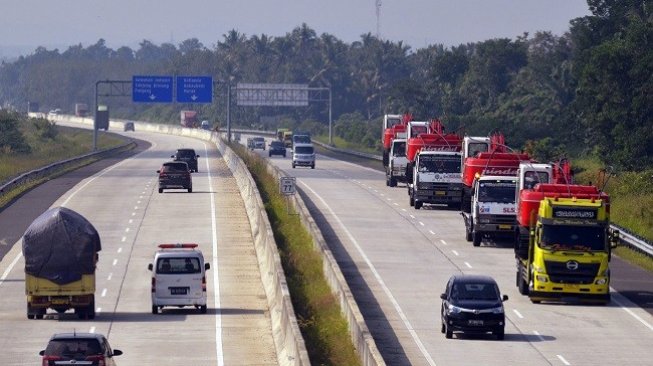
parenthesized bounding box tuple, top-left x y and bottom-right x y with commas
(22, 207, 101, 320)
(283, 130, 294, 148)
(180, 110, 198, 128)
(75, 103, 88, 117)
(277, 128, 290, 141)
(462, 175, 518, 247)
(381, 114, 405, 167)
(406, 120, 463, 209)
(386, 138, 407, 187)
(461, 133, 529, 213)
(514, 165, 618, 304)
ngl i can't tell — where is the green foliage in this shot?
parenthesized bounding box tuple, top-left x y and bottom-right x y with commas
(0, 110, 31, 153)
(32, 117, 58, 140)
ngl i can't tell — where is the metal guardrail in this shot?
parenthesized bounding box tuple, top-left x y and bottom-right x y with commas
(612, 224, 653, 257)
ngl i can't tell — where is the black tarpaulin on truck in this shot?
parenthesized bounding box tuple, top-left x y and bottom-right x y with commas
(22, 207, 101, 285)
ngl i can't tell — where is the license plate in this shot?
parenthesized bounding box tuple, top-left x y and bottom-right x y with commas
(169, 287, 188, 295)
(51, 298, 68, 305)
(499, 224, 512, 230)
(468, 319, 484, 326)
(435, 191, 446, 196)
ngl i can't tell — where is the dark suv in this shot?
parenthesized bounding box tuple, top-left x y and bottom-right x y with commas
(269, 140, 286, 157)
(172, 148, 199, 172)
(158, 162, 192, 193)
(440, 274, 508, 340)
(39, 332, 123, 366)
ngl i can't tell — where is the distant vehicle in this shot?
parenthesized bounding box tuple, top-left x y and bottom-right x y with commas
(47, 108, 61, 117)
(171, 148, 199, 173)
(283, 131, 293, 147)
(233, 132, 241, 142)
(200, 120, 211, 130)
(246, 137, 254, 149)
(292, 143, 315, 169)
(157, 162, 192, 193)
(251, 137, 265, 150)
(292, 133, 311, 146)
(123, 122, 134, 132)
(269, 140, 286, 157)
(148, 243, 210, 314)
(23, 207, 100, 320)
(276, 128, 290, 141)
(180, 110, 198, 128)
(39, 332, 123, 366)
(440, 274, 508, 340)
(75, 103, 88, 117)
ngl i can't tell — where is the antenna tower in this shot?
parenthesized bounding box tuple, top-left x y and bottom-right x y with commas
(375, 0, 382, 39)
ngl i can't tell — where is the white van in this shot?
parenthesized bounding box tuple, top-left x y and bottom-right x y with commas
(292, 143, 315, 169)
(148, 243, 210, 314)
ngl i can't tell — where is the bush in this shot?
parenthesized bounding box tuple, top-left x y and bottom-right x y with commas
(0, 111, 31, 154)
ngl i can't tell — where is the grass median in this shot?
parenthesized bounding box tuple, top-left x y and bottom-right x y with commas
(230, 142, 361, 366)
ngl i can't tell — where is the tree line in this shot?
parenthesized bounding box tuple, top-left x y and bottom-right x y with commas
(0, 0, 650, 170)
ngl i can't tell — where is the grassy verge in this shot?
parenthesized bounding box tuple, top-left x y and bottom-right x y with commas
(229, 142, 361, 366)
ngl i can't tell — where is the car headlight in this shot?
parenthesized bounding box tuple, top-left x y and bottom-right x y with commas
(447, 304, 462, 314)
(491, 306, 504, 314)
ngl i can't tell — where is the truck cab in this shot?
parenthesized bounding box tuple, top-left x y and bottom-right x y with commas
(386, 138, 407, 187)
(411, 150, 462, 209)
(148, 243, 210, 314)
(462, 175, 518, 247)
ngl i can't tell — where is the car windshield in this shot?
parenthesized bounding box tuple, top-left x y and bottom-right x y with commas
(418, 155, 459, 173)
(176, 150, 195, 157)
(295, 146, 314, 154)
(157, 257, 201, 274)
(254, 137, 264, 142)
(540, 224, 606, 251)
(452, 282, 499, 301)
(45, 339, 103, 358)
(477, 181, 516, 203)
(163, 164, 188, 172)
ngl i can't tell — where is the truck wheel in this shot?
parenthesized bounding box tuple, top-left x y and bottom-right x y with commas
(415, 201, 423, 210)
(472, 231, 481, 247)
(409, 195, 414, 207)
(200, 305, 207, 314)
(188, 187, 193, 193)
(465, 226, 472, 242)
(27, 314, 34, 320)
(518, 275, 529, 295)
(76, 307, 87, 319)
(311, 164, 315, 169)
(389, 177, 397, 187)
(152, 305, 158, 314)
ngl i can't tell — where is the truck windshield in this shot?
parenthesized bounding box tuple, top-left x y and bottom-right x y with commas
(392, 142, 406, 157)
(467, 142, 489, 158)
(387, 117, 401, 128)
(523, 171, 550, 189)
(477, 182, 516, 203)
(410, 125, 427, 138)
(539, 224, 606, 251)
(418, 156, 460, 173)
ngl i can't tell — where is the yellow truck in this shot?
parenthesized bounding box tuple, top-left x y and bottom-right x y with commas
(283, 131, 293, 148)
(515, 184, 618, 304)
(23, 207, 100, 319)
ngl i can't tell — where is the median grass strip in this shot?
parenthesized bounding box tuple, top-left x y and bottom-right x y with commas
(230, 143, 360, 366)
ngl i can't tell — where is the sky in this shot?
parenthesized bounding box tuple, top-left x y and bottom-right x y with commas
(0, 0, 590, 58)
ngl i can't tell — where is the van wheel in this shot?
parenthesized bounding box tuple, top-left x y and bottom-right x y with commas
(414, 201, 423, 210)
(158, 188, 163, 193)
(188, 187, 192, 193)
(389, 177, 397, 187)
(292, 163, 296, 169)
(494, 329, 505, 340)
(311, 164, 315, 169)
(152, 306, 158, 314)
(200, 305, 207, 314)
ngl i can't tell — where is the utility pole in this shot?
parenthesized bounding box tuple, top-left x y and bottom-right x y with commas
(376, 0, 382, 39)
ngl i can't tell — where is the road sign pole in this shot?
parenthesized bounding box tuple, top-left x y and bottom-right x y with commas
(227, 82, 232, 143)
(93, 81, 99, 151)
(328, 87, 332, 146)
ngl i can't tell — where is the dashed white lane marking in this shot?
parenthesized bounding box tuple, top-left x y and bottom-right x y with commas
(440, 239, 447, 245)
(131, 212, 136, 216)
(0, 253, 22, 286)
(89, 326, 96, 334)
(394, 203, 399, 206)
(557, 355, 570, 365)
(299, 181, 437, 366)
(409, 214, 415, 219)
(387, 198, 392, 201)
(380, 193, 384, 196)
(139, 196, 144, 199)
(513, 309, 524, 319)
(112, 259, 118, 266)
(402, 209, 407, 212)
(129, 219, 133, 224)
(121, 236, 126, 242)
(429, 230, 435, 235)
(125, 228, 130, 233)
(451, 250, 459, 256)
(101, 288, 107, 297)
(117, 247, 122, 253)
(134, 206, 139, 210)
(141, 192, 145, 194)
(464, 262, 472, 268)
(137, 201, 141, 204)
(107, 273, 113, 281)
(533, 330, 545, 341)
(419, 222, 425, 226)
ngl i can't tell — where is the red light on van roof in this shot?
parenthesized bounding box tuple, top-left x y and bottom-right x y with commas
(158, 243, 198, 249)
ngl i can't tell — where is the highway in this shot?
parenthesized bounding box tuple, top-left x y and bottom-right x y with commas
(0, 129, 277, 365)
(245, 135, 653, 366)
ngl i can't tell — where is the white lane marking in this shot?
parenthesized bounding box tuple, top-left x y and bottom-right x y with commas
(464, 262, 472, 268)
(107, 273, 113, 281)
(452, 250, 459, 256)
(557, 355, 570, 365)
(513, 309, 524, 319)
(611, 296, 653, 331)
(402, 209, 407, 212)
(129, 219, 133, 224)
(121, 236, 126, 242)
(409, 214, 415, 219)
(533, 330, 545, 341)
(131, 212, 136, 216)
(204, 142, 224, 366)
(101, 288, 107, 297)
(0, 253, 22, 286)
(96, 307, 102, 313)
(387, 198, 392, 201)
(380, 193, 384, 196)
(440, 239, 447, 245)
(394, 203, 399, 206)
(137, 201, 141, 204)
(134, 206, 138, 210)
(89, 326, 96, 333)
(139, 196, 143, 199)
(141, 191, 145, 194)
(300, 181, 437, 366)
(125, 228, 130, 233)
(419, 222, 425, 226)
(117, 247, 122, 253)
(374, 189, 378, 193)
(112, 259, 118, 266)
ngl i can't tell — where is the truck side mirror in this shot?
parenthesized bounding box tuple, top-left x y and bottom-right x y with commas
(440, 293, 447, 300)
(196, 155, 200, 158)
(39, 350, 45, 356)
(502, 295, 509, 302)
(156, 170, 160, 174)
(205, 263, 211, 271)
(147, 263, 153, 271)
(171, 155, 175, 158)
(610, 230, 620, 248)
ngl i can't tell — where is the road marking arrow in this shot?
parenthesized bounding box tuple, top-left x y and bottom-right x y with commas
(149, 94, 156, 100)
(191, 95, 198, 101)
